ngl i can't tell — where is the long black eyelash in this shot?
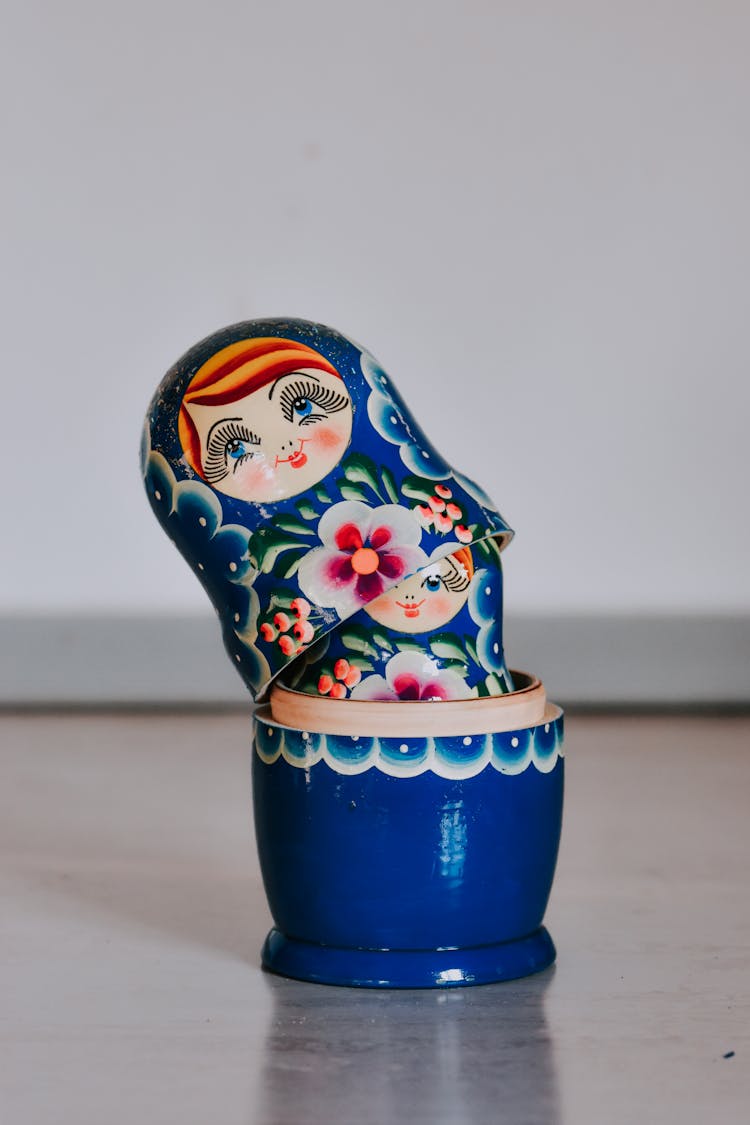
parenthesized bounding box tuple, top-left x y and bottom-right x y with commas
(441, 559, 471, 593)
(203, 421, 260, 484)
(278, 377, 349, 423)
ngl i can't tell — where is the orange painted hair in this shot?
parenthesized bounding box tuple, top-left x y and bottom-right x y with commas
(451, 546, 474, 580)
(178, 336, 341, 476)
(449, 549, 472, 585)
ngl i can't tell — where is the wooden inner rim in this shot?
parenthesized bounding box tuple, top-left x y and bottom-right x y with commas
(267, 671, 548, 738)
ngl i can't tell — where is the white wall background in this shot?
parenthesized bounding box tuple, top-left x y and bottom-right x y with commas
(2, 0, 749, 617)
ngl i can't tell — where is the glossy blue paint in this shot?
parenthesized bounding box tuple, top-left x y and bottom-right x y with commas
(261, 927, 556, 989)
(142, 318, 513, 701)
(252, 723, 563, 985)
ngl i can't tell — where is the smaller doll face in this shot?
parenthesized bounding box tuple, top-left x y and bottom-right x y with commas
(185, 367, 353, 502)
(365, 553, 472, 634)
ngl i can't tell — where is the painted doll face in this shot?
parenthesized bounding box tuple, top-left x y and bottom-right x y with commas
(185, 367, 353, 502)
(365, 552, 472, 634)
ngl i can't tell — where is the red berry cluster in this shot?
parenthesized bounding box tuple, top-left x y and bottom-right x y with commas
(414, 483, 472, 542)
(259, 598, 313, 656)
(318, 658, 362, 699)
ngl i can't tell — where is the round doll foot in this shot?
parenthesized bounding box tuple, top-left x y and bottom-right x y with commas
(261, 927, 556, 989)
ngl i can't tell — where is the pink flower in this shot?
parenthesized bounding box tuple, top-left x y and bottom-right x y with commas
(259, 622, 277, 642)
(297, 502, 427, 618)
(455, 524, 473, 544)
(278, 635, 295, 656)
(350, 651, 473, 702)
(318, 674, 334, 695)
(445, 502, 462, 521)
(434, 483, 453, 500)
(274, 612, 291, 632)
(290, 597, 311, 619)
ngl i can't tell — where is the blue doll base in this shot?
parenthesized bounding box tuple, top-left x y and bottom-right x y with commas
(261, 926, 556, 989)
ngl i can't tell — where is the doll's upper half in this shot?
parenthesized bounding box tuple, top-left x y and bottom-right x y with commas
(142, 318, 513, 699)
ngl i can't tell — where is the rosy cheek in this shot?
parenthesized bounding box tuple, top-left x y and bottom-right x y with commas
(312, 423, 347, 452)
(369, 595, 398, 621)
(231, 459, 273, 496)
(422, 594, 454, 623)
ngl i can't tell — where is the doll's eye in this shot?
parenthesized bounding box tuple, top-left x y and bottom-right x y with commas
(227, 438, 252, 460)
(277, 377, 350, 424)
(203, 419, 260, 484)
(292, 397, 313, 420)
(423, 575, 442, 593)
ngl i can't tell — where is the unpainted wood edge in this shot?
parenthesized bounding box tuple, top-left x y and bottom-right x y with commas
(268, 672, 548, 737)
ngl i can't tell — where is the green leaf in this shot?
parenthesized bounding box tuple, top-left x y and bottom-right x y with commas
(465, 636, 479, 667)
(485, 672, 506, 694)
(394, 637, 425, 652)
(314, 484, 332, 505)
(381, 465, 399, 504)
(271, 513, 316, 536)
(338, 624, 379, 658)
(341, 452, 384, 500)
(497, 669, 512, 693)
(347, 656, 375, 672)
(277, 547, 308, 580)
(295, 498, 319, 521)
(475, 534, 502, 564)
(249, 529, 308, 573)
(370, 627, 395, 653)
(268, 591, 296, 610)
(337, 480, 370, 503)
(401, 474, 434, 502)
(429, 632, 467, 662)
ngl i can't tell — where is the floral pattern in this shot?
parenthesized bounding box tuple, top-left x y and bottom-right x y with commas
(350, 651, 474, 702)
(297, 501, 428, 619)
(142, 317, 514, 700)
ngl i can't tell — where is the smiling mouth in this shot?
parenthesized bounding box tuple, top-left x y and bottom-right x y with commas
(396, 599, 425, 618)
(276, 443, 308, 469)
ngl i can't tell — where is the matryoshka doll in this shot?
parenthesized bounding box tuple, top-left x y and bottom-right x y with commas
(143, 318, 564, 988)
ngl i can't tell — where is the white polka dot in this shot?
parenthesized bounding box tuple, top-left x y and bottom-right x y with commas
(229, 561, 237, 572)
(511, 737, 519, 748)
(267, 728, 273, 737)
(350, 735, 359, 741)
(154, 490, 161, 500)
(198, 516, 207, 527)
(493, 642, 499, 654)
(399, 743, 409, 753)
(234, 613, 240, 623)
(380, 375, 387, 384)
(544, 723, 550, 733)
(197, 563, 204, 571)
(235, 654, 241, 662)
(302, 732, 310, 741)
(391, 414, 398, 424)
(463, 736, 472, 746)
(423, 451, 430, 459)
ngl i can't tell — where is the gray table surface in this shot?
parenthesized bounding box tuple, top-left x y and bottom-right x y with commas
(1, 711, 748, 1124)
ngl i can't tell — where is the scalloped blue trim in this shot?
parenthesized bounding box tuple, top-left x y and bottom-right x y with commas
(255, 711, 564, 779)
